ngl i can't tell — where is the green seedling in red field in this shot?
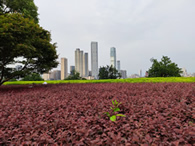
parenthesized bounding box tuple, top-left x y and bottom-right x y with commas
(104, 99, 126, 122)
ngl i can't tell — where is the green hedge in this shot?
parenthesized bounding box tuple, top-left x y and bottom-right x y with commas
(3, 77, 195, 85)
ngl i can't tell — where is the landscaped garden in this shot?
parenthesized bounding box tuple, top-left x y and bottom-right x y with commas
(0, 82, 194, 145)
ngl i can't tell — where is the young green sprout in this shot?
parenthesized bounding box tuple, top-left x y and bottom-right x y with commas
(104, 99, 126, 122)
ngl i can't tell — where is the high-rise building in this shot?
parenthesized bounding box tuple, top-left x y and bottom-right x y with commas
(53, 70, 61, 80)
(110, 47, 116, 68)
(117, 60, 120, 71)
(80, 50, 83, 77)
(119, 70, 127, 79)
(75, 49, 88, 77)
(182, 68, 188, 77)
(139, 69, 142, 77)
(83, 53, 89, 77)
(61, 58, 68, 80)
(75, 48, 80, 73)
(91, 42, 98, 79)
(70, 66, 75, 75)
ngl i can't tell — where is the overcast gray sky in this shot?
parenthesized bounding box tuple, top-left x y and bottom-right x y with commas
(34, 0, 195, 76)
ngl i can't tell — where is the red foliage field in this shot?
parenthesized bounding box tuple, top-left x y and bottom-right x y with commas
(0, 83, 194, 145)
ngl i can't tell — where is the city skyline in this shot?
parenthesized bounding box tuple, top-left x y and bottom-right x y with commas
(34, 0, 195, 75)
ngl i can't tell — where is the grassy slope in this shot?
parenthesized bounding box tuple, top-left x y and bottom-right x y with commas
(3, 77, 195, 85)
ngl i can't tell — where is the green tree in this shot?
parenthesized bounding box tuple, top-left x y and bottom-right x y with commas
(65, 70, 84, 80)
(0, 0, 39, 23)
(0, 13, 58, 85)
(98, 65, 121, 79)
(148, 56, 182, 77)
(22, 73, 43, 81)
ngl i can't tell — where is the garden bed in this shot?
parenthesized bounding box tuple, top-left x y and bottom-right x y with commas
(0, 83, 194, 145)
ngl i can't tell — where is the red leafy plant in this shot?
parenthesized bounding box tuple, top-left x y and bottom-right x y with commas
(0, 83, 194, 145)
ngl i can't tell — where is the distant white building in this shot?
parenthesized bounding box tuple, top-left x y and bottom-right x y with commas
(182, 68, 188, 77)
(43, 70, 61, 80)
(130, 74, 140, 78)
(139, 69, 142, 77)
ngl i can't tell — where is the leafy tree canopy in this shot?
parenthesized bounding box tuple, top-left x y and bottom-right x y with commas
(65, 70, 86, 80)
(0, 0, 39, 23)
(22, 73, 43, 81)
(148, 56, 182, 77)
(98, 65, 121, 79)
(0, 13, 58, 85)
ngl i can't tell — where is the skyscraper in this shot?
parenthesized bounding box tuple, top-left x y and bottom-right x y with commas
(70, 66, 75, 75)
(119, 70, 127, 79)
(110, 47, 116, 68)
(80, 50, 83, 77)
(117, 60, 120, 71)
(75, 49, 88, 77)
(83, 53, 89, 77)
(53, 70, 61, 80)
(139, 69, 142, 77)
(91, 42, 98, 79)
(61, 58, 68, 80)
(75, 48, 80, 73)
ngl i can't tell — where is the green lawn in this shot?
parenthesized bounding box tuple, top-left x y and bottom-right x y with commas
(3, 77, 195, 85)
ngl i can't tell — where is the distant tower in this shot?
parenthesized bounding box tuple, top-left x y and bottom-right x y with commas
(139, 69, 142, 77)
(80, 50, 83, 77)
(117, 60, 120, 71)
(75, 48, 88, 77)
(91, 42, 98, 79)
(53, 70, 61, 80)
(119, 70, 127, 79)
(110, 47, 116, 68)
(75, 48, 80, 73)
(70, 66, 75, 75)
(83, 53, 89, 77)
(182, 68, 187, 77)
(61, 58, 68, 80)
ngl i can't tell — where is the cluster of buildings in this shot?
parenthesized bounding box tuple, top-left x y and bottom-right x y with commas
(181, 68, 195, 77)
(42, 42, 195, 81)
(43, 41, 127, 80)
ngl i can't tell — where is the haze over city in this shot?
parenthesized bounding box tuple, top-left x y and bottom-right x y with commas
(34, 0, 195, 76)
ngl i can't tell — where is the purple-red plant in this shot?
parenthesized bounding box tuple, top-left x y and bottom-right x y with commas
(0, 83, 194, 145)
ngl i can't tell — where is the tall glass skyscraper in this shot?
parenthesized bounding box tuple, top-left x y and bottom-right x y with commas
(91, 42, 98, 79)
(110, 47, 116, 68)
